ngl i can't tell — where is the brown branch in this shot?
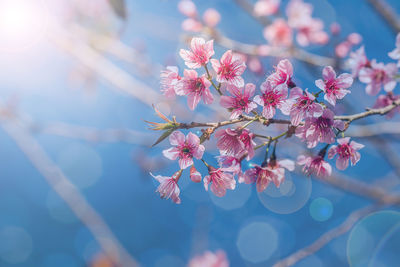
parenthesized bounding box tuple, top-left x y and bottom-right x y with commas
(347, 122, 400, 137)
(367, 0, 400, 33)
(1, 119, 138, 267)
(272, 205, 381, 267)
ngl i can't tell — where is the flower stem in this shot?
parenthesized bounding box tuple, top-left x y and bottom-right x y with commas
(204, 64, 222, 95)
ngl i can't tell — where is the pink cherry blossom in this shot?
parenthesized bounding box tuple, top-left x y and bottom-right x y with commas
(190, 165, 202, 183)
(373, 93, 400, 118)
(215, 128, 256, 160)
(163, 131, 205, 169)
(328, 137, 364, 170)
(240, 158, 294, 191)
(347, 46, 369, 77)
(217, 154, 242, 175)
(253, 81, 288, 119)
(151, 170, 183, 204)
(203, 8, 221, 28)
(297, 155, 332, 178)
(359, 60, 397, 96)
(281, 87, 323, 126)
(286, 0, 313, 28)
(267, 59, 294, 88)
(204, 166, 236, 197)
(188, 250, 229, 267)
(211, 50, 246, 87)
(335, 41, 352, 58)
(263, 19, 293, 47)
(254, 0, 280, 17)
(176, 69, 213, 110)
(315, 66, 353, 106)
(220, 83, 257, 119)
(295, 109, 345, 148)
(179, 37, 214, 69)
(389, 33, 400, 66)
(182, 18, 203, 32)
(296, 18, 328, 47)
(178, 0, 197, 17)
(160, 66, 181, 98)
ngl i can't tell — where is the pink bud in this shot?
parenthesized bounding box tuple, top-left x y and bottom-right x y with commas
(330, 22, 341, 35)
(254, 0, 280, 17)
(335, 41, 351, 58)
(203, 8, 221, 28)
(178, 0, 197, 18)
(190, 165, 202, 183)
(248, 57, 263, 74)
(347, 33, 362, 45)
(182, 18, 203, 32)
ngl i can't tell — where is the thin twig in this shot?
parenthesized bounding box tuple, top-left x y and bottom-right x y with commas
(367, 0, 400, 33)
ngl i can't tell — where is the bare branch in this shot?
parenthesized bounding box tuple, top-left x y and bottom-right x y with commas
(367, 0, 400, 33)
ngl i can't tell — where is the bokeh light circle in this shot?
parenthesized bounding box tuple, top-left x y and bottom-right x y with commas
(0, 226, 33, 263)
(209, 183, 251, 210)
(347, 210, 400, 267)
(257, 174, 312, 214)
(309, 197, 333, 222)
(236, 222, 278, 263)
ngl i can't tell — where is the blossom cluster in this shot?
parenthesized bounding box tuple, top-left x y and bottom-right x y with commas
(148, 4, 400, 204)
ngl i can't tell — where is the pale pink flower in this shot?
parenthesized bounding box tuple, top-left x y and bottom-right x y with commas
(178, 0, 197, 17)
(190, 165, 202, 183)
(211, 50, 246, 87)
(215, 128, 256, 160)
(240, 159, 294, 191)
(267, 59, 294, 88)
(203, 8, 221, 28)
(373, 93, 400, 118)
(220, 83, 257, 119)
(254, 81, 288, 119)
(359, 60, 397, 95)
(248, 57, 264, 74)
(315, 66, 353, 106)
(180, 37, 214, 69)
(335, 41, 352, 58)
(176, 69, 213, 110)
(204, 166, 236, 197)
(389, 33, 400, 66)
(286, 0, 313, 28)
(263, 19, 293, 47)
(151, 170, 182, 204)
(297, 155, 332, 178)
(328, 137, 364, 170)
(188, 250, 229, 267)
(182, 18, 203, 32)
(254, 0, 280, 17)
(296, 18, 328, 47)
(160, 66, 181, 98)
(281, 87, 323, 126)
(217, 154, 242, 175)
(330, 23, 341, 35)
(295, 109, 345, 148)
(348, 33, 362, 45)
(347, 46, 369, 77)
(163, 131, 205, 169)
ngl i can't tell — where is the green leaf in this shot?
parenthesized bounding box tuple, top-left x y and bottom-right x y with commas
(151, 128, 174, 147)
(108, 0, 127, 20)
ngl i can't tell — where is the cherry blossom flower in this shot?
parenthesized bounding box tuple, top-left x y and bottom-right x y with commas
(211, 50, 246, 87)
(389, 33, 400, 66)
(263, 19, 293, 47)
(163, 131, 205, 169)
(295, 109, 345, 148)
(328, 137, 364, 170)
(182, 18, 203, 32)
(215, 128, 256, 160)
(220, 83, 257, 119)
(190, 165, 202, 183)
(160, 66, 181, 98)
(176, 69, 213, 110)
(178, 0, 197, 17)
(267, 59, 294, 88)
(179, 37, 214, 69)
(296, 18, 328, 47)
(204, 166, 236, 197)
(254, 0, 280, 17)
(151, 170, 183, 204)
(254, 81, 288, 119)
(188, 250, 229, 267)
(286, 0, 313, 28)
(217, 154, 242, 175)
(347, 46, 369, 77)
(315, 66, 353, 106)
(240, 158, 294, 191)
(359, 60, 397, 96)
(281, 87, 323, 126)
(297, 155, 332, 178)
(203, 8, 221, 28)
(373, 93, 400, 118)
